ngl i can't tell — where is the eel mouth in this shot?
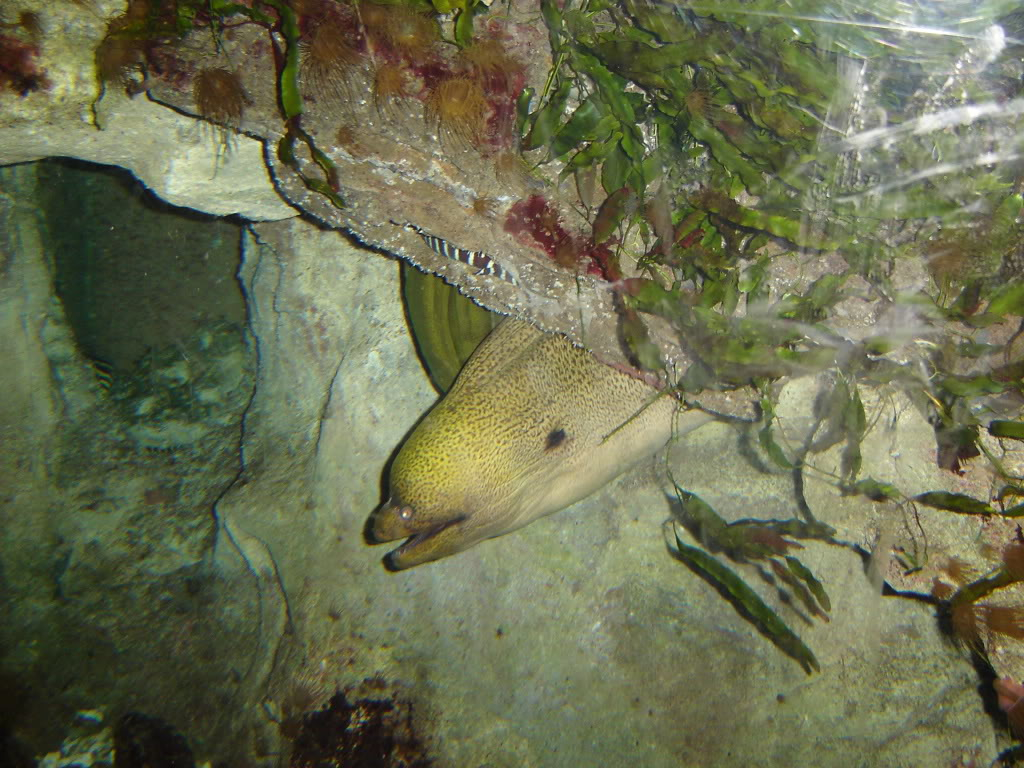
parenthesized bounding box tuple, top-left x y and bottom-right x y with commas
(381, 514, 467, 571)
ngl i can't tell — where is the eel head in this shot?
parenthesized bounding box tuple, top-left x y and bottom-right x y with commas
(369, 319, 708, 570)
(371, 496, 473, 571)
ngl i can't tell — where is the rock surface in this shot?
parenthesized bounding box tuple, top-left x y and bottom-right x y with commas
(0, 152, 1007, 766)
(0, 3, 1017, 765)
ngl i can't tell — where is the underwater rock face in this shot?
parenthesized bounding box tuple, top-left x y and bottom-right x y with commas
(0, 0, 290, 221)
(0, 160, 1006, 768)
(2, 2, 1023, 766)
(0, 162, 270, 759)
(228, 219, 999, 768)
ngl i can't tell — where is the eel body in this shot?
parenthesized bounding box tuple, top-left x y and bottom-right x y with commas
(371, 318, 711, 569)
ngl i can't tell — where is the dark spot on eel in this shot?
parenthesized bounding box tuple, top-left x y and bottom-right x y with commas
(545, 428, 566, 450)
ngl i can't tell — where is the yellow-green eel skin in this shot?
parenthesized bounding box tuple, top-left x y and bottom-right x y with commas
(371, 318, 712, 570)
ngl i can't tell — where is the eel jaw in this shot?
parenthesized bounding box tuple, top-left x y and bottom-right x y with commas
(371, 503, 470, 570)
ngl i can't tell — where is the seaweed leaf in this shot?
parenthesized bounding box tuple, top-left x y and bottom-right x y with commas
(843, 477, 901, 502)
(524, 79, 572, 151)
(592, 186, 636, 244)
(453, 5, 476, 47)
(601, 139, 632, 194)
(563, 136, 618, 174)
(516, 86, 535, 136)
(840, 383, 865, 481)
(700, 187, 847, 250)
(990, 421, 1024, 441)
(948, 567, 1016, 606)
(261, 0, 302, 119)
(1001, 503, 1024, 517)
(987, 282, 1024, 317)
(758, 395, 794, 470)
(619, 306, 663, 372)
(913, 492, 995, 516)
(759, 424, 794, 470)
(769, 558, 827, 621)
(938, 374, 1008, 397)
(785, 555, 831, 613)
(670, 526, 820, 674)
(672, 486, 834, 561)
(550, 97, 611, 157)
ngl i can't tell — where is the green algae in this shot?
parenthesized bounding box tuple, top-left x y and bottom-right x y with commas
(668, 483, 833, 674)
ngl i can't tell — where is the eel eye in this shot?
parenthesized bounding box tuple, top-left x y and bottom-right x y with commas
(398, 505, 414, 521)
(545, 428, 567, 450)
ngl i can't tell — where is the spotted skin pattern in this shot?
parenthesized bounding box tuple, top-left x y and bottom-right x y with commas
(370, 318, 711, 569)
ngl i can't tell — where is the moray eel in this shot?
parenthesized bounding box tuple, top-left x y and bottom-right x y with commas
(401, 261, 499, 393)
(370, 318, 712, 570)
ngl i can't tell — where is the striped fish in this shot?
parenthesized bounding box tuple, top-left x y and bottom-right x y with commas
(404, 223, 519, 286)
(89, 357, 116, 391)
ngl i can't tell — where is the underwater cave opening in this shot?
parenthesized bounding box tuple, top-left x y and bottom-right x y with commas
(36, 157, 248, 380)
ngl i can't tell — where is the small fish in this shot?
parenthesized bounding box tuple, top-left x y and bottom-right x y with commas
(89, 357, 115, 391)
(404, 223, 519, 286)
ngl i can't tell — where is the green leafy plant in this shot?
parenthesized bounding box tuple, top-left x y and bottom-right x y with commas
(667, 481, 834, 674)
